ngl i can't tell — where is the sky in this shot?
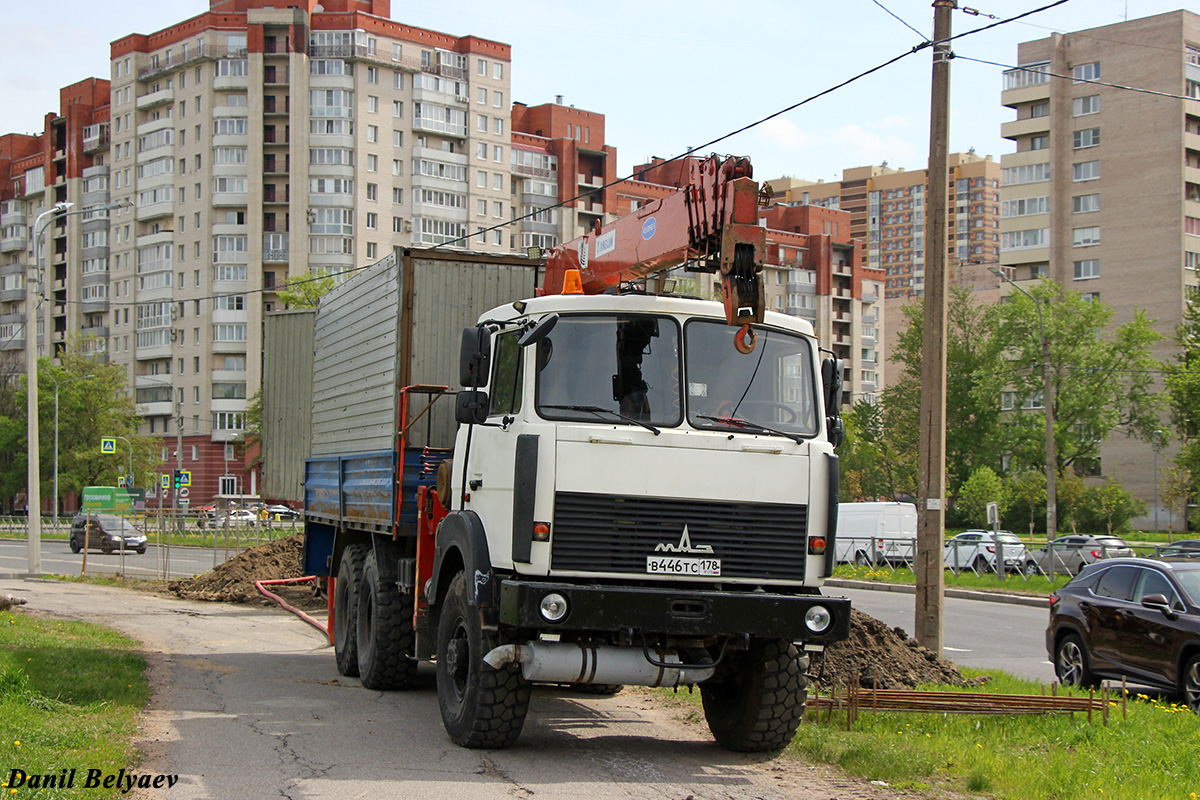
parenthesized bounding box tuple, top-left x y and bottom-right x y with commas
(0, 0, 1190, 183)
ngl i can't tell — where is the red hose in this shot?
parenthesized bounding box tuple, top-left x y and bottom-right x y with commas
(255, 576, 329, 637)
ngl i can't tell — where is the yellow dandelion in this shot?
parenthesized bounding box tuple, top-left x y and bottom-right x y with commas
(13, 741, 19, 746)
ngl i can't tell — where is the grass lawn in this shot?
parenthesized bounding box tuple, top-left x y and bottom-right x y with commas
(661, 669, 1198, 799)
(0, 609, 150, 799)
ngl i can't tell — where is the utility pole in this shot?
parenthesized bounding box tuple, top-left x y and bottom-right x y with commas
(175, 398, 184, 532)
(915, 0, 955, 655)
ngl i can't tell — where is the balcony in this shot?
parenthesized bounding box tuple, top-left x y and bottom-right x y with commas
(263, 66, 290, 85)
(0, 234, 25, 253)
(212, 191, 249, 208)
(214, 74, 249, 92)
(577, 173, 603, 189)
(263, 187, 290, 205)
(263, 97, 290, 116)
(137, 44, 248, 81)
(82, 122, 110, 154)
(135, 200, 174, 221)
(136, 87, 175, 110)
(513, 163, 556, 180)
(1000, 115, 1051, 141)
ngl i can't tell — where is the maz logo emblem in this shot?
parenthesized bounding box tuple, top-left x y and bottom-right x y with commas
(654, 525, 714, 554)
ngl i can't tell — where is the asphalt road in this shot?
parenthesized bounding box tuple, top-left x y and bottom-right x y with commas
(826, 584, 1055, 683)
(0, 536, 231, 580)
(3, 579, 921, 800)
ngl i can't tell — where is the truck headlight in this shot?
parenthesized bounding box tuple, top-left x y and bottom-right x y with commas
(539, 592, 568, 622)
(804, 605, 832, 634)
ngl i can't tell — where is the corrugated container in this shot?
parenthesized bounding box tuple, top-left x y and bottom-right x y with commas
(261, 309, 316, 504)
(263, 247, 539, 525)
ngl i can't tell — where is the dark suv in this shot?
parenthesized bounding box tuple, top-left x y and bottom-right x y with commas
(1046, 557, 1200, 712)
(69, 513, 147, 555)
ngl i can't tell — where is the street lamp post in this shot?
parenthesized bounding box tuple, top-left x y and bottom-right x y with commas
(52, 373, 93, 532)
(1153, 430, 1163, 533)
(26, 199, 129, 573)
(991, 268, 1056, 539)
(114, 436, 133, 487)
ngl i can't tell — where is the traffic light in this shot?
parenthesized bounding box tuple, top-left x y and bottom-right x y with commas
(173, 469, 182, 490)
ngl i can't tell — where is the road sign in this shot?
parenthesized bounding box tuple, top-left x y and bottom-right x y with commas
(180, 470, 191, 487)
(180, 498, 190, 506)
(100, 438, 116, 454)
(179, 487, 189, 499)
(161, 474, 170, 489)
(117, 476, 126, 488)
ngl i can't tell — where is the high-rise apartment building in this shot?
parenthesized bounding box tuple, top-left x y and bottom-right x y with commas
(998, 10, 1200, 523)
(2, 0, 517, 506)
(767, 153, 1002, 393)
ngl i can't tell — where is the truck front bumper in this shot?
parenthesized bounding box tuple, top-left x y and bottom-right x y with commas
(497, 579, 851, 643)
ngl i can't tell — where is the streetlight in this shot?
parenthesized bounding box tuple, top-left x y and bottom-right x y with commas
(990, 267, 1057, 540)
(1153, 429, 1163, 533)
(26, 199, 129, 573)
(51, 373, 93, 532)
(113, 436, 133, 488)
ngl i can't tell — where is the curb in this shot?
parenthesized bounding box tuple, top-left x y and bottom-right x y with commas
(825, 578, 1050, 608)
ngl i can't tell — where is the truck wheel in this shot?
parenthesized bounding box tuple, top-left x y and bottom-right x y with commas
(334, 545, 367, 677)
(701, 638, 808, 753)
(356, 555, 417, 690)
(435, 571, 531, 748)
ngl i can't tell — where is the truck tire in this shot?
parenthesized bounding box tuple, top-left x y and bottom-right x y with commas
(700, 638, 808, 753)
(356, 555, 417, 690)
(334, 545, 367, 677)
(435, 571, 531, 748)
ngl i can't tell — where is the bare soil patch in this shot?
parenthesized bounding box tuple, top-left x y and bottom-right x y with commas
(169, 538, 966, 688)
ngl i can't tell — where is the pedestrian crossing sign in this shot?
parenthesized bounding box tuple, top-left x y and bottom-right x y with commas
(101, 438, 116, 454)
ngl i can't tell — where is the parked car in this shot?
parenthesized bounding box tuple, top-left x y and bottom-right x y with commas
(834, 502, 918, 566)
(1159, 540, 1200, 559)
(943, 530, 1028, 573)
(1024, 535, 1136, 576)
(69, 513, 147, 555)
(1046, 557, 1200, 712)
(213, 509, 260, 527)
(263, 504, 300, 521)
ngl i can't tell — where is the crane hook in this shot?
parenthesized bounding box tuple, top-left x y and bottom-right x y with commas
(734, 323, 757, 355)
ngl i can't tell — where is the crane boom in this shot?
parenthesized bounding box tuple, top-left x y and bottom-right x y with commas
(543, 154, 768, 336)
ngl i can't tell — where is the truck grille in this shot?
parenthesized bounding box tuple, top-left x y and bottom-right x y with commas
(550, 492, 809, 582)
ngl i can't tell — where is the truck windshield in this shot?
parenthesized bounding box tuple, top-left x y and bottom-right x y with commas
(535, 314, 682, 427)
(684, 321, 818, 437)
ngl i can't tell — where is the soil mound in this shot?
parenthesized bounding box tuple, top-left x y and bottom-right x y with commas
(170, 539, 965, 688)
(169, 535, 315, 605)
(820, 608, 966, 689)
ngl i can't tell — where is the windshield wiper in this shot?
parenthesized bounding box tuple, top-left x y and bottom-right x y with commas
(541, 404, 661, 435)
(695, 414, 803, 444)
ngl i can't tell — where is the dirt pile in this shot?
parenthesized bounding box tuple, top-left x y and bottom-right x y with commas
(820, 608, 966, 689)
(168, 535, 318, 606)
(171, 539, 965, 688)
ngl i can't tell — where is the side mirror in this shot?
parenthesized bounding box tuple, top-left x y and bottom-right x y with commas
(821, 356, 844, 413)
(455, 390, 490, 425)
(459, 327, 491, 387)
(1141, 593, 1175, 617)
(517, 313, 558, 348)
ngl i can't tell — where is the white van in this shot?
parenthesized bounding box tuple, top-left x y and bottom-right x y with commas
(835, 502, 918, 566)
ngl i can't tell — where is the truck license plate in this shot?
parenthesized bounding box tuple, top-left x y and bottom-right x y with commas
(646, 556, 721, 576)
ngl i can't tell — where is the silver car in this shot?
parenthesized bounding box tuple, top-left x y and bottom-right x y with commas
(1024, 535, 1135, 577)
(944, 530, 1029, 574)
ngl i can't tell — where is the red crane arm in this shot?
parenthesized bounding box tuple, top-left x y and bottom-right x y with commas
(543, 154, 768, 329)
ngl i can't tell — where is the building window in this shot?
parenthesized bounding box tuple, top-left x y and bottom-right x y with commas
(1073, 161, 1100, 182)
(477, 87, 487, 104)
(1073, 95, 1100, 116)
(1073, 62, 1100, 83)
(477, 114, 488, 132)
(1001, 196, 1048, 217)
(1186, 251, 1200, 270)
(1073, 259, 1100, 279)
(366, 154, 378, 172)
(1073, 128, 1100, 149)
(1030, 102, 1049, 118)
(1073, 226, 1100, 247)
(393, 188, 404, 204)
(1000, 391, 1016, 411)
(366, 212, 378, 230)
(1029, 135, 1048, 151)
(1002, 163, 1050, 185)
(1072, 194, 1100, 214)
(1000, 228, 1049, 250)
(493, 62, 503, 80)
(367, 242, 377, 258)
(367, 183, 377, 201)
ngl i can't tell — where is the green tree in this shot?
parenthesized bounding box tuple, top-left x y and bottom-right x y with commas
(955, 466, 1006, 529)
(885, 288, 1005, 498)
(1005, 471, 1046, 536)
(1165, 295, 1200, 525)
(0, 340, 152, 513)
(278, 269, 337, 308)
(1057, 470, 1087, 535)
(1086, 477, 1147, 535)
(1159, 466, 1192, 538)
(993, 281, 1163, 477)
(837, 399, 912, 501)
